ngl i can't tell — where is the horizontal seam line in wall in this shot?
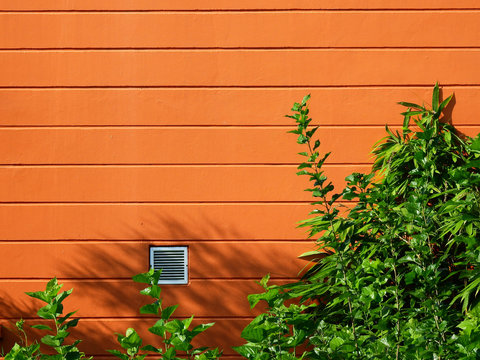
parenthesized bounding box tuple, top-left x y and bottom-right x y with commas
(0, 277, 299, 282)
(0, 124, 395, 128)
(0, 84, 479, 89)
(0, 125, 475, 129)
(1, 9, 480, 13)
(0, 163, 369, 167)
(0, 202, 344, 206)
(2, 125, 477, 128)
(0, 163, 373, 166)
(0, 315, 256, 321)
(3, 47, 480, 52)
(2, 46, 480, 51)
(0, 201, 349, 204)
(0, 85, 479, 90)
(0, 240, 312, 244)
(0, 239, 315, 244)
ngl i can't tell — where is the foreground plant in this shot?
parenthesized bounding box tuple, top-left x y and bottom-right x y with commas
(109, 269, 221, 360)
(236, 85, 480, 359)
(5, 278, 89, 360)
(233, 274, 315, 360)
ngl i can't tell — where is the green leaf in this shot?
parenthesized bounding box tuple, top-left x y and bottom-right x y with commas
(470, 134, 480, 151)
(107, 349, 130, 360)
(191, 322, 215, 337)
(140, 285, 161, 299)
(133, 269, 161, 285)
(297, 163, 312, 170)
(287, 129, 302, 135)
(329, 337, 344, 350)
(297, 134, 307, 144)
(232, 344, 258, 358)
(170, 334, 191, 351)
(161, 304, 178, 320)
(57, 311, 77, 325)
(124, 328, 142, 346)
(41, 335, 62, 347)
(139, 302, 160, 315)
(432, 82, 440, 111)
(37, 304, 58, 319)
(163, 347, 176, 359)
(438, 94, 453, 114)
(182, 315, 194, 329)
(306, 127, 318, 138)
(141, 344, 161, 353)
(25, 291, 50, 303)
(301, 94, 311, 105)
(63, 318, 79, 330)
(149, 320, 166, 337)
(31, 324, 52, 331)
(398, 101, 424, 110)
(55, 289, 72, 304)
(165, 319, 184, 333)
(241, 326, 265, 343)
(405, 271, 416, 285)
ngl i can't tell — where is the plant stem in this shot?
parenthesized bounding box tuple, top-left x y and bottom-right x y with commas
(306, 134, 361, 359)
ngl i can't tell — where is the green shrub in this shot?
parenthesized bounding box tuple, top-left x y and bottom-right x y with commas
(109, 269, 222, 360)
(232, 274, 315, 360)
(3, 271, 221, 360)
(4, 278, 90, 360)
(235, 85, 480, 359)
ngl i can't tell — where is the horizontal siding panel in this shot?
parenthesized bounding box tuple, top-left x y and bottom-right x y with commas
(2, 126, 479, 165)
(1, 87, 478, 126)
(0, 241, 314, 278)
(3, 12, 480, 49)
(1, 50, 480, 87)
(0, 165, 368, 202)
(0, 127, 383, 165)
(0, 204, 315, 240)
(0, 318, 249, 356)
(0, 0, 479, 11)
(0, 279, 292, 318)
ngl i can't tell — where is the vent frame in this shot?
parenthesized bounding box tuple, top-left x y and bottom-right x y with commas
(149, 246, 188, 285)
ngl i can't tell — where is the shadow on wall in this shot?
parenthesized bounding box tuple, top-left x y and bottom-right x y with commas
(0, 211, 308, 357)
(419, 90, 465, 138)
(441, 90, 456, 125)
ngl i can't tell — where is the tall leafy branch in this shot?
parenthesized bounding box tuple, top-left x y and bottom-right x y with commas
(236, 84, 480, 359)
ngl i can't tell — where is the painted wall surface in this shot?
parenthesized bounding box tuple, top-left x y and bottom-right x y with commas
(1, 1, 480, 358)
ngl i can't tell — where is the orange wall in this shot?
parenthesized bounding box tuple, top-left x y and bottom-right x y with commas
(1, 2, 480, 358)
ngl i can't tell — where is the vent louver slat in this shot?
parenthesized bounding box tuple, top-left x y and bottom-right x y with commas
(149, 246, 188, 284)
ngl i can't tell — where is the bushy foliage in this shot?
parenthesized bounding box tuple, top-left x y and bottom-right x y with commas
(235, 85, 480, 359)
(232, 274, 316, 360)
(3, 270, 221, 360)
(4, 278, 90, 360)
(109, 269, 222, 360)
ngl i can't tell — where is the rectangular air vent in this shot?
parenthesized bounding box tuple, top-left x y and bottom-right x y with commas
(149, 246, 188, 284)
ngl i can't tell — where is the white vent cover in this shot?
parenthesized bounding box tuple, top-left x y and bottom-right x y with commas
(149, 246, 188, 284)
